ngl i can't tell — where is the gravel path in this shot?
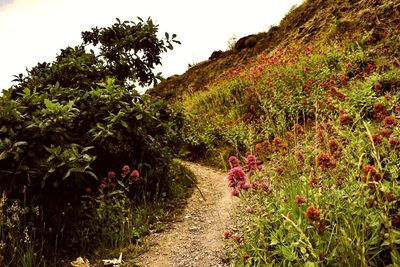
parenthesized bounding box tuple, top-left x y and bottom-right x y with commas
(134, 161, 235, 267)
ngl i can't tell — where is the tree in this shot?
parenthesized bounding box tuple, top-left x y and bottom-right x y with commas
(11, 17, 180, 95)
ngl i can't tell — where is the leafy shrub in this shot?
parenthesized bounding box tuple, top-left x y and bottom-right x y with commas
(0, 17, 184, 263)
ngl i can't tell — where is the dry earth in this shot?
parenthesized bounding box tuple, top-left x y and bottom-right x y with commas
(133, 161, 236, 267)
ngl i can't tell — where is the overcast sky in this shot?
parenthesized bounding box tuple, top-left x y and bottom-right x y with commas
(0, 0, 303, 91)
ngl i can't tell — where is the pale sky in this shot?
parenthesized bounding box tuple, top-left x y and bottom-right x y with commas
(0, 0, 304, 91)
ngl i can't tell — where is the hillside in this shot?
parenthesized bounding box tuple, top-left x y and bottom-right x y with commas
(148, 0, 400, 101)
(149, 0, 400, 265)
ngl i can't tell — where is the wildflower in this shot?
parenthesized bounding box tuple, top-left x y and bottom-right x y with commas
(227, 167, 247, 182)
(347, 62, 353, 68)
(121, 165, 130, 177)
(339, 114, 353, 126)
(295, 195, 306, 206)
(372, 133, 383, 145)
(395, 105, 400, 113)
(231, 188, 239, 197)
(130, 170, 140, 178)
(223, 231, 232, 239)
(316, 152, 335, 170)
(380, 128, 393, 138)
(282, 196, 288, 203)
(272, 137, 287, 152)
(309, 175, 318, 187)
(228, 156, 241, 167)
(383, 116, 397, 127)
(262, 139, 271, 150)
(328, 139, 339, 154)
(108, 171, 116, 179)
(362, 164, 382, 182)
(246, 154, 263, 174)
(240, 183, 252, 190)
(389, 138, 399, 147)
(306, 206, 321, 224)
(85, 187, 92, 194)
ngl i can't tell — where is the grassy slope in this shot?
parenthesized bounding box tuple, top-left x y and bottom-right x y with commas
(151, 0, 400, 265)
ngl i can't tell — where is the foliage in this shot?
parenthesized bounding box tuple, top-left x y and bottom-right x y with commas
(180, 20, 400, 266)
(11, 17, 180, 94)
(0, 17, 184, 264)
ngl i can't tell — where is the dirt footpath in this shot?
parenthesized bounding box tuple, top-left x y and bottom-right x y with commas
(134, 161, 235, 267)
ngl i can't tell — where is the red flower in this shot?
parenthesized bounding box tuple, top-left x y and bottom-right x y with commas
(306, 206, 320, 224)
(295, 195, 306, 206)
(223, 231, 232, 239)
(362, 164, 382, 182)
(228, 156, 241, 167)
(85, 187, 92, 194)
(231, 188, 239, 197)
(108, 171, 116, 179)
(383, 116, 397, 128)
(372, 133, 383, 145)
(121, 165, 130, 176)
(130, 170, 140, 178)
(328, 139, 339, 154)
(389, 138, 399, 147)
(339, 114, 353, 126)
(316, 152, 335, 170)
(380, 128, 393, 138)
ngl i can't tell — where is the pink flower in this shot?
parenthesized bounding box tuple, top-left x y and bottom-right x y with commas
(226, 167, 247, 182)
(231, 188, 239, 197)
(228, 156, 240, 167)
(121, 165, 130, 176)
(130, 170, 140, 178)
(108, 171, 116, 179)
(240, 183, 252, 190)
(246, 154, 263, 175)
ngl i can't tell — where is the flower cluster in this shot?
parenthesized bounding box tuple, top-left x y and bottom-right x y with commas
(316, 152, 336, 170)
(98, 165, 141, 192)
(246, 154, 263, 175)
(305, 206, 321, 225)
(226, 165, 251, 196)
(362, 164, 382, 184)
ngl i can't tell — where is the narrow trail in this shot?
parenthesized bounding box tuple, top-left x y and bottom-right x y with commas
(135, 161, 236, 267)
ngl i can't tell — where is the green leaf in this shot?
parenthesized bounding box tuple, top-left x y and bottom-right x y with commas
(120, 120, 129, 129)
(281, 246, 296, 261)
(136, 114, 143, 120)
(0, 151, 8, 160)
(304, 262, 317, 267)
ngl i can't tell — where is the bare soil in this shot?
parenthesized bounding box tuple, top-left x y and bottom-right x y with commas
(134, 161, 235, 267)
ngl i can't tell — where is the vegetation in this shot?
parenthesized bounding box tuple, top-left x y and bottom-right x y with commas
(170, 1, 400, 265)
(0, 17, 190, 266)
